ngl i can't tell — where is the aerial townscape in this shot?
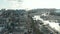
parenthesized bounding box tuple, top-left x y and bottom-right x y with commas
(0, 9, 60, 34)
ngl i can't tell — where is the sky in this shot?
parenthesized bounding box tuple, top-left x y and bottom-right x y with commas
(0, 0, 60, 10)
